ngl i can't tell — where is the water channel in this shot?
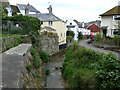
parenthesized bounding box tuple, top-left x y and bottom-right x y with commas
(45, 49, 67, 88)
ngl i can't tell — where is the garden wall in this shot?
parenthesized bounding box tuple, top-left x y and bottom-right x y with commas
(1, 35, 31, 53)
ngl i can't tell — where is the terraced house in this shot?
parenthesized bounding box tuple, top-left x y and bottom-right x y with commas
(100, 3, 120, 37)
(29, 5, 67, 49)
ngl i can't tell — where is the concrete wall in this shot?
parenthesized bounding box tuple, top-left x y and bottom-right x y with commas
(41, 21, 67, 45)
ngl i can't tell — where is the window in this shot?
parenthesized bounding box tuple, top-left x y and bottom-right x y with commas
(61, 33, 62, 37)
(41, 21, 43, 25)
(48, 21, 53, 25)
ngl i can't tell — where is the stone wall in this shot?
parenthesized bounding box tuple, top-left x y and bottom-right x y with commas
(1, 35, 31, 53)
(39, 35, 59, 55)
(18, 49, 44, 88)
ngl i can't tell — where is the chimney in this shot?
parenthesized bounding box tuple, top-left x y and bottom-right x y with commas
(25, 3, 30, 15)
(47, 5, 52, 14)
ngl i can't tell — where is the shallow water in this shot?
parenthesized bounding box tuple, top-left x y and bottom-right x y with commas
(46, 49, 67, 88)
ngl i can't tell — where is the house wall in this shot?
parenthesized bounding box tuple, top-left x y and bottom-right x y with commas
(101, 16, 118, 36)
(79, 28, 90, 35)
(5, 7, 12, 16)
(41, 21, 67, 45)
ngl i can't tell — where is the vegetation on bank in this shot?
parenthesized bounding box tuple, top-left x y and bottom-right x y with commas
(62, 43, 120, 89)
(95, 33, 119, 46)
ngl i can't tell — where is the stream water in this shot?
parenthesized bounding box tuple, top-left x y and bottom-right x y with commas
(46, 49, 67, 88)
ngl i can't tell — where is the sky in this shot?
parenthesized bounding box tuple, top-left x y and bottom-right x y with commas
(9, 0, 120, 22)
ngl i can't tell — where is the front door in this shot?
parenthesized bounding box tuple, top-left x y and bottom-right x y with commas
(103, 29, 107, 37)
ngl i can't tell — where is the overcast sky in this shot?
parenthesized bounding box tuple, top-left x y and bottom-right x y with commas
(9, 0, 120, 22)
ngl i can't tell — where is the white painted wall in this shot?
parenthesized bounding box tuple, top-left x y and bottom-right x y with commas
(101, 16, 118, 36)
(66, 20, 79, 41)
(5, 7, 12, 16)
(79, 28, 90, 35)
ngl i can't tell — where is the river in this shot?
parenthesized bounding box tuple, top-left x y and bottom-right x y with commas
(45, 49, 67, 88)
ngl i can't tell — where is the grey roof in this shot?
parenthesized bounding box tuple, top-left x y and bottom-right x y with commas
(41, 26, 56, 31)
(29, 13, 64, 22)
(17, 4, 40, 13)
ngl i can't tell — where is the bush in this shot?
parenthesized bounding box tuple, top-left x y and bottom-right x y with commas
(78, 32, 83, 40)
(95, 33, 101, 41)
(39, 51, 50, 62)
(29, 48, 37, 56)
(26, 64, 32, 72)
(66, 36, 73, 42)
(66, 30, 75, 38)
(3, 14, 40, 34)
(45, 69, 50, 76)
(113, 35, 119, 45)
(96, 52, 120, 88)
(32, 72, 40, 80)
(32, 55, 41, 69)
(62, 43, 119, 89)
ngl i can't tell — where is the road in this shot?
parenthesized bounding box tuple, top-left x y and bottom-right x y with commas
(79, 39, 119, 58)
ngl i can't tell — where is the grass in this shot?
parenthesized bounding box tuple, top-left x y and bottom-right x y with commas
(0, 33, 21, 38)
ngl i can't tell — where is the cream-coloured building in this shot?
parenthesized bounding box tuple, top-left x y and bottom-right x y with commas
(29, 5, 67, 48)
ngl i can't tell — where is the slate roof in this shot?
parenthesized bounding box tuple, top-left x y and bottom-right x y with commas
(17, 4, 40, 13)
(100, 6, 120, 16)
(29, 13, 64, 22)
(41, 26, 56, 31)
(11, 5, 20, 13)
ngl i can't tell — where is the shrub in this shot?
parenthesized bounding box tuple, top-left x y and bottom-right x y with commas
(29, 48, 37, 56)
(6, 44, 10, 50)
(39, 51, 50, 62)
(45, 69, 50, 76)
(95, 33, 101, 41)
(113, 35, 119, 45)
(66, 36, 73, 43)
(26, 64, 32, 72)
(78, 32, 83, 39)
(32, 72, 40, 80)
(32, 55, 41, 69)
(96, 52, 120, 88)
(66, 30, 75, 38)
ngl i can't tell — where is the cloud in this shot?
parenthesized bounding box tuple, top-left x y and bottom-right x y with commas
(9, 0, 120, 22)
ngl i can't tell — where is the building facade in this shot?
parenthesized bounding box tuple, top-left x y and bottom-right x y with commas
(29, 5, 67, 48)
(100, 4, 120, 37)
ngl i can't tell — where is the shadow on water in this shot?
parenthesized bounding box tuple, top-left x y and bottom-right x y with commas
(45, 49, 67, 88)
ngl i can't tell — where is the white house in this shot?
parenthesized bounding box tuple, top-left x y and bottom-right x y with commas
(100, 3, 120, 37)
(17, 3, 40, 16)
(66, 19, 79, 41)
(78, 22, 90, 35)
(1, 0, 12, 17)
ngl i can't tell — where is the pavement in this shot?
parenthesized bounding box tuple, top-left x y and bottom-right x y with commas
(79, 39, 119, 58)
(0, 43, 32, 88)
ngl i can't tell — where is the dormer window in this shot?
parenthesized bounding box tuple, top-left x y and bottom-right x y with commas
(48, 21, 53, 25)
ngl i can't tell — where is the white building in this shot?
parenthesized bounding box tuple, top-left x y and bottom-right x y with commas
(100, 3, 120, 37)
(17, 4, 40, 16)
(78, 22, 90, 35)
(1, 0, 12, 17)
(66, 19, 79, 41)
